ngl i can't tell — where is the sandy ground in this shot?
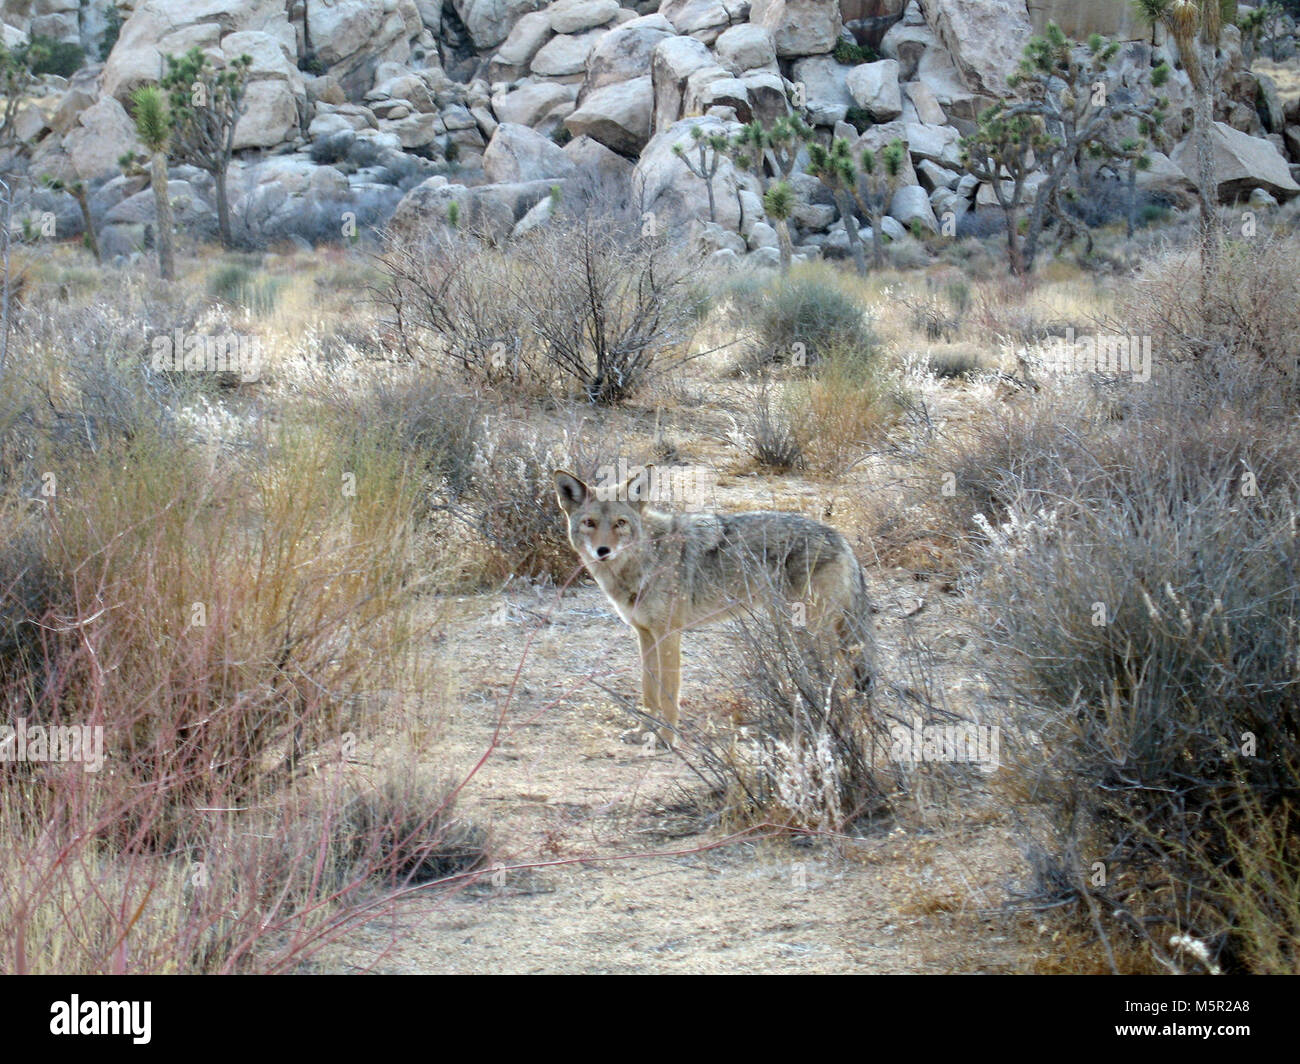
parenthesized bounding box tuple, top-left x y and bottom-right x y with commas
(323, 546, 1032, 973)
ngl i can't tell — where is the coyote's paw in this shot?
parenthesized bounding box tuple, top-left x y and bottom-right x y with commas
(619, 726, 672, 754)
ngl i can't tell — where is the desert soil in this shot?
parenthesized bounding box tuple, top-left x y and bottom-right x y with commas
(322, 465, 1034, 974)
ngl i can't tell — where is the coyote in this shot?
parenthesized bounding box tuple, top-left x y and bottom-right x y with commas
(554, 466, 872, 746)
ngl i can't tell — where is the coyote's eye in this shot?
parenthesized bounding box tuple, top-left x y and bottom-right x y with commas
(614, 518, 629, 530)
(580, 519, 596, 531)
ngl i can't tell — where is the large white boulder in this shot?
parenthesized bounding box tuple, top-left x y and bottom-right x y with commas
(564, 75, 653, 155)
(1172, 121, 1300, 200)
(633, 115, 745, 231)
(64, 97, 143, 180)
(582, 15, 674, 94)
(483, 122, 577, 182)
(748, 0, 840, 59)
(845, 59, 902, 121)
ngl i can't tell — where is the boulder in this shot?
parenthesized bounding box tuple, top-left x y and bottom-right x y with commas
(64, 97, 143, 180)
(791, 55, 853, 126)
(233, 79, 302, 150)
(903, 119, 962, 168)
(714, 24, 778, 73)
(493, 80, 580, 126)
(548, 0, 620, 34)
(562, 133, 636, 186)
(1171, 121, 1300, 201)
(1134, 150, 1196, 207)
(633, 115, 744, 231)
(582, 15, 674, 94)
(683, 71, 753, 122)
(888, 182, 938, 232)
(845, 59, 902, 121)
(923, 0, 1034, 97)
(388, 177, 516, 243)
(563, 75, 653, 155)
(659, 0, 731, 42)
(651, 35, 719, 133)
(902, 80, 946, 124)
(880, 2, 935, 80)
(101, 0, 296, 101)
(483, 122, 577, 182)
(494, 11, 555, 68)
(453, 0, 550, 50)
(531, 29, 604, 76)
(748, 0, 840, 58)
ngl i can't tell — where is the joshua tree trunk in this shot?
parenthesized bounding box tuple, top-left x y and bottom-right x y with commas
(1191, 75, 1219, 285)
(775, 218, 793, 273)
(73, 186, 100, 262)
(150, 149, 174, 280)
(1126, 159, 1138, 239)
(215, 167, 232, 248)
(835, 190, 866, 276)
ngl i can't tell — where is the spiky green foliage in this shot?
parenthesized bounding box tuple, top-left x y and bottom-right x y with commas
(129, 86, 175, 281)
(960, 23, 1170, 273)
(130, 85, 170, 152)
(726, 115, 811, 273)
(673, 125, 730, 223)
(159, 47, 253, 247)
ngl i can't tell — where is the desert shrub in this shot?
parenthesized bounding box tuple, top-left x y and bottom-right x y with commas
(727, 264, 877, 373)
(926, 347, 983, 379)
(844, 106, 873, 134)
(1116, 237, 1300, 415)
(679, 585, 888, 831)
(0, 766, 487, 973)
(793, 344, 900, 475)
(0, 253, 476, 975)
(459, 418, 598, 585)
(27, 36, 84, 78)
(379, 207, 702, 403)
(951, 362, 1300, 972)
(209, 261, 282, 316)
(730, 380, 807, 472)
(833, 40, 877, 64)
(325, 372, 485, 504)
(328, 775, 489, 887)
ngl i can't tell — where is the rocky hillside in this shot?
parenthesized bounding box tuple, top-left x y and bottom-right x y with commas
(6, 0, 1299, 258)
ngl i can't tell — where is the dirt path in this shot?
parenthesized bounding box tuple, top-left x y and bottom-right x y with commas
(327, 565, 1031, 974)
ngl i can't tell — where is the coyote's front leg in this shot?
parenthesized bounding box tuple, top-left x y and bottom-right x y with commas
(635, 625, 680, 748)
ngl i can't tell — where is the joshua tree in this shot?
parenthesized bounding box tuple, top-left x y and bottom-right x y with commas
(672, 125, 729, 224)
(761, 180, 795, 272)
(160, 47, 253, 248)
(854, 139, 907, 269)
(1135, 0, 1224, 284)
(962, 25, 1169, 274)
(806, 137, 868, 275)
(128, 86, 175, 281)
(728, 115, 810, 274)
(961, 106, 1044, 274)
(43, 176, 100, 261)
(0, 39, 48, 170)
(1132, 0, 1172, 47)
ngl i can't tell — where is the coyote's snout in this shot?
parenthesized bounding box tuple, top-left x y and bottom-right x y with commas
(555, 466, 873, 746)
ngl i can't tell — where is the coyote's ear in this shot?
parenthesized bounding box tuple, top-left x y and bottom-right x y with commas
(624, 463, 655, 509)
(554, 470, 589, 514)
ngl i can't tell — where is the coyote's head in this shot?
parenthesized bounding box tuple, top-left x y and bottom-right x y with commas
(554, 468, 653, 566)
